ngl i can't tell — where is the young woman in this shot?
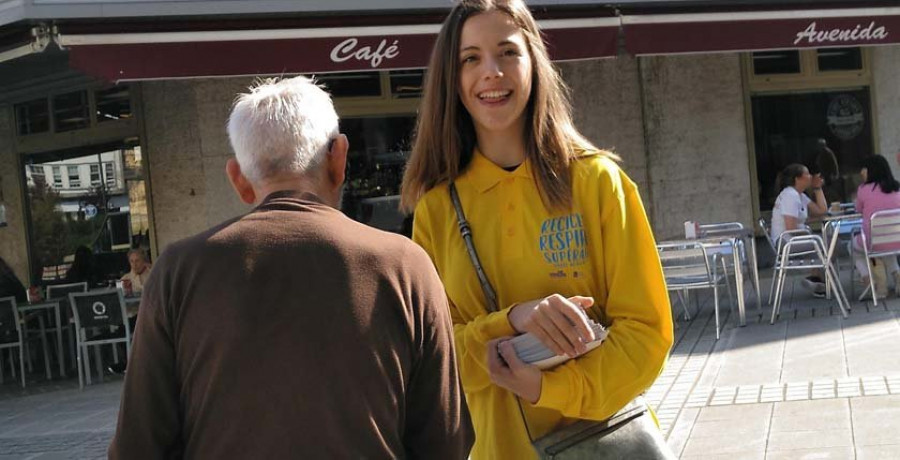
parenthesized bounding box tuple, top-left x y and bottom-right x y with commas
(400, 1, 674, 458)
(853, 154, 900, 296)
(770, 163, 828, 295)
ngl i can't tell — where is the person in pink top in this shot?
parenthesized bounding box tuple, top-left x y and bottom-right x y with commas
(853, 154, 900, 296)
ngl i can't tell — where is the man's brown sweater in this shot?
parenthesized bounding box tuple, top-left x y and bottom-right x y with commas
(109, 191, 473, 459)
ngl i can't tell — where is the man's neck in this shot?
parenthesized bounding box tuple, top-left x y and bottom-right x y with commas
(254, 175, 333, 207)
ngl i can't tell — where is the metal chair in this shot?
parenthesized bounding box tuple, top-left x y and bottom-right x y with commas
(759, 218, 818, 304)
(68, 289, 132, 389)
(0, 296, 26, 387)
(769, 233, 850, 324)
(41, 281, 88, 372)
(47, 282, 88, 300)
(820, 217, 862, 299)
(700, 221, 761, 313)
(658, 241, 733, 339)
(859, 209, 900, 307)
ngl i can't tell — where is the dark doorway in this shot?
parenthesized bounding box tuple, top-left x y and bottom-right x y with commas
(752, 88, 873, 211)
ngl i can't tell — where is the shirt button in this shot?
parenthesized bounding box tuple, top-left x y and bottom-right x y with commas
(507, 203, 515, 211)
(507, 228, 515, 237)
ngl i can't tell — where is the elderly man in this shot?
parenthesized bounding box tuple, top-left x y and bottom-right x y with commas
(120, 249, 152, 295)
(109, 76, 473, 459)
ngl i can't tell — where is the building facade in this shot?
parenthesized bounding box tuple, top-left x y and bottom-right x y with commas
(1, 0, 898, 285)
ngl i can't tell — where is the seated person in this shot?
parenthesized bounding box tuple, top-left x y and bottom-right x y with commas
(770, 163, 828, 296)
(121, 249, 152, 296)
(0, 256, 26, 303)
(66, 246, 102, 288)
(852, 155, 900, 297)
(108, 249, 152, 375)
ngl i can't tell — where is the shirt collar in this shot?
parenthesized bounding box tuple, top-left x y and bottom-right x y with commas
(258, 190, 328, 209)
(462, 148, 532, 194)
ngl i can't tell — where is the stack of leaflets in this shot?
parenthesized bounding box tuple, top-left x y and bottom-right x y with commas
(509, 320, 608, 370)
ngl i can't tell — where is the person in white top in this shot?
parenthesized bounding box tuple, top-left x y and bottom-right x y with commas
(770, 163, 828, 295)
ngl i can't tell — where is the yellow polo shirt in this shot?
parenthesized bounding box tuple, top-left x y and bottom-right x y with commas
(412, 149, 674, 459)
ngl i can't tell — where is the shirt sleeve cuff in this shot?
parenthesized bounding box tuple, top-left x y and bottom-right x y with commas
(481, 305, 517, 338)
(533, 368, 570, 411)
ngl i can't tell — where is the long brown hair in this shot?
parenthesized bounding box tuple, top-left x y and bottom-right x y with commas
(399, 0, 614, 213)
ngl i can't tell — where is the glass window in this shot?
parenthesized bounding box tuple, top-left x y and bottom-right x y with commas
(53, 91, 90, 132)
(52, 166, 62, 188)
(104, 162, 117, 188)
(22, 142, 150, 285)
(67, 165, 81, 188)
(817, 47, 863, 72)
(95, 86, 132, 123)
(316, 72, 382, 98)
(341, 115, 416, 235)
(389, 70, 425, 99)
(15, 98, 50, 135)
(90, 164, 101, 186)
(752, 88, 872, 212)
(752, 50, 801, 75)
(29, 165, 45, 178)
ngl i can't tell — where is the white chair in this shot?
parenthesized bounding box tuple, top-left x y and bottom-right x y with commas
(68, 289, 132, 389)
(860, 209, 900, 307)
(0, 296, 26, 387)
(658, 241, 733, 339)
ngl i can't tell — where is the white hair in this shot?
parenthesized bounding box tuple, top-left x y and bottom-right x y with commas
(227, 76, 338, 184)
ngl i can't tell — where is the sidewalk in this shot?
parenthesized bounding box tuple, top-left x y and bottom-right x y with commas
(650, 268, 900, 459)
(1, 269, 898, 458)
(0, 378, 121, 459)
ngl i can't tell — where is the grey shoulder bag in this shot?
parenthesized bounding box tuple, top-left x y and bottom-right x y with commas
(448, 182, 675, 460)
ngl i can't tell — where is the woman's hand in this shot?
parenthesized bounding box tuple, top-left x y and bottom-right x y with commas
(508, 294, 595, 358)
(811, 174, 825, 189)
(487, 338, 542, 403)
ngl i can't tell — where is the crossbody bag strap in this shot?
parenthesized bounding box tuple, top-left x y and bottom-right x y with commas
(449, 182, 499, 313)
(448, 181, 535, 441)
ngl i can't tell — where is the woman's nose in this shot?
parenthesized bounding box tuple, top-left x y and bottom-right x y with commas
(482, 57, 503, 79)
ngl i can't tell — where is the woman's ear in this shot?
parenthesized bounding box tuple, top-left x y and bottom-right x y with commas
(226, 159, 257, 204)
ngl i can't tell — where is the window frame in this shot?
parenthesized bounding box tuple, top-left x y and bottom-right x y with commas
(66, 165, 81, 189)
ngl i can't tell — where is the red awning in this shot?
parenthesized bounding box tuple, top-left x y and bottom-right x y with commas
(59, 18, 619, 82)
(623, 7, 900, 55)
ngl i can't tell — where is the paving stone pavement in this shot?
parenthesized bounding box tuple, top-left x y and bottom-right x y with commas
(651, 268, 900, 458)
(0, 377, 121, 459)
(2, 267, 899, 458)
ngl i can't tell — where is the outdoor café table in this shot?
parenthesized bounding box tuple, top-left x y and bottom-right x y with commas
(661, 235, 748, 327)
(18, 299, 65, 378)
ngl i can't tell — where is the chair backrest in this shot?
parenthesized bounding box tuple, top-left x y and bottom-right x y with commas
(68, 289, 127, 330)
(657, 242, 714, 287)
(47, 282, 88, 300)
(869, 209, 900, 251)
(0, 296, 22, 343)
(759, 218, 777, 252)
(699, 222, 744, 238)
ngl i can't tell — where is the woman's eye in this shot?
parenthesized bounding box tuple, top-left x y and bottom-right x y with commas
(461, 55, 477, 64)
(503, 48, 520, 57)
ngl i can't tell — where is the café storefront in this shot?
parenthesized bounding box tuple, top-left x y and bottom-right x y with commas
(1, 0, 900, 286)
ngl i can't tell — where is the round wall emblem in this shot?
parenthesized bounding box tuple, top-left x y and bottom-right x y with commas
(91, 301, 107, 316)
(826, 94, 865, 141)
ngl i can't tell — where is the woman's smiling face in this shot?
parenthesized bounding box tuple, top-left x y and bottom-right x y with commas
(457, 10, 533, 139)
